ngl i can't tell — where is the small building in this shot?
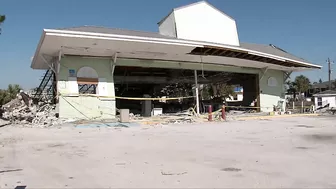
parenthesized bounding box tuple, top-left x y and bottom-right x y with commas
(313, 90, 336, 108)
(30, 1, 321, 120)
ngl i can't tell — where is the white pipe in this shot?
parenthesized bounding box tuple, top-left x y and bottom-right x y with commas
(194, 70, 200, 115)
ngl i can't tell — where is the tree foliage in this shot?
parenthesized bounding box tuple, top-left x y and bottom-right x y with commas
(295, 75, 310, 93)
(0, 84, 21, 105)
(319, 78, 323, 83)
(286, 75, 310, 100)
(0, 15, 5, 34)
(201, 83, 235, 102)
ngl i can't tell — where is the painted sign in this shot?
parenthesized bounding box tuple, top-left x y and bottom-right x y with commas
(69, 69, 76, 77)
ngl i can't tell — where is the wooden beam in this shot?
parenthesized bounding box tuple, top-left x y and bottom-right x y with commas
(239, 53, 251, 59)
(203, 48, 213, 54)
(218, 50, 228, 56)
(211, 49, 221, 55)
(226, 51, 236, 57)
(253, 56, 264, 61)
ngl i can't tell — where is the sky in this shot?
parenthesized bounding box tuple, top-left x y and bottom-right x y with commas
(0, 0, 335, 89)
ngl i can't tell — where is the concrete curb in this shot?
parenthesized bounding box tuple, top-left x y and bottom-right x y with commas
(235, 113, 319, 121)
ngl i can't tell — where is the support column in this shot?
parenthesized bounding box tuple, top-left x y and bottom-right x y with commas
(194, 70, 200, 115)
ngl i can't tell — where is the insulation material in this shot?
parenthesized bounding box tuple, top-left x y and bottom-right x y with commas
(68, 77, 79, 95)
(97, 78, 108, 96)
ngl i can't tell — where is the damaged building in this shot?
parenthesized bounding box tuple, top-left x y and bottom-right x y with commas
(30, 1, 321, 120)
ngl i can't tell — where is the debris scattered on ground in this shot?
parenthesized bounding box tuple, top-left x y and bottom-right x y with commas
(161, 171, 188, 176)
(128, 111, 199, 127)
(0, 118, 10, 127)
(0, 92, 62, 127)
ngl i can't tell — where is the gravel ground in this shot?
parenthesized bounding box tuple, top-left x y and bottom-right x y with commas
(1, 116, 336, 188)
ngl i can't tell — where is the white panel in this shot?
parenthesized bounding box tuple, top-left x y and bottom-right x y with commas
(324, 96, 336, 107)
(97, 78, 108, 96)
(77, 66, 98, 78)
(158, 12, 177, 37)
(68, 77, 79, 95)
(237, 94, 243, 101)
(58, 81, 66, 89)
(173, 2, 240, 46)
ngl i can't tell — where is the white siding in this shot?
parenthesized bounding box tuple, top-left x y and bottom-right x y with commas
(259, 70, 285, 112)
(173, 2, 240, 46)
(314, 96, 336, 108)
(158, 12, 177, 37)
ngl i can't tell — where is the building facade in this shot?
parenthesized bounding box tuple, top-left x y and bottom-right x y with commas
(30, 1, 321, 120)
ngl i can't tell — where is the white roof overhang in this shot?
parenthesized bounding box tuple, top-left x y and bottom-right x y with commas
(31, 29, 322, 71)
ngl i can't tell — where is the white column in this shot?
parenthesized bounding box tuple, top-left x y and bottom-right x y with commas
(194, 70, 200, 115)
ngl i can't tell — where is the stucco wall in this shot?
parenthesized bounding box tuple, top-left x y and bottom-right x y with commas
(57, 56, 116, 120)
(56, 56, 285, 119)
(259, 70, 285, 112)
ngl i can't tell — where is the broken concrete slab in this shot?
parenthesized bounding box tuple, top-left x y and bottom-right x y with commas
(0, 92, 64, 127)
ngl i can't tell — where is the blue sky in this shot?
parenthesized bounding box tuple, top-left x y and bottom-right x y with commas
(0, 0, 335, 89)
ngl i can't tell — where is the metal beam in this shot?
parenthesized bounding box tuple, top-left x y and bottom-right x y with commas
(41, 54, 56, 73)
(111, 52, 118, 76)
(57, 50, 62, 74)
(283, 71, 292, 82)
(259, 67, 269, 81)
(114, 76, 212, 84)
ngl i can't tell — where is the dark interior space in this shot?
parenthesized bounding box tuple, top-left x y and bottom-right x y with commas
(114, 66, 259, 115)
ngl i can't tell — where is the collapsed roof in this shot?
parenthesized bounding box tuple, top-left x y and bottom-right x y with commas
(31, 1, 321, 71)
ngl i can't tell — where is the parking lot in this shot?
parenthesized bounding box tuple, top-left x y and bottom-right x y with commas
(1, 116, 336, 188)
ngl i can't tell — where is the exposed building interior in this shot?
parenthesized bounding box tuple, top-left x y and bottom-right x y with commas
(114, 66, 258, 116)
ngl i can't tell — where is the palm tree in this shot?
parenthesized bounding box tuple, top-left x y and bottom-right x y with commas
(294, 75, 310, 99)
(7, 84, 21, 99)
(0, 84, 21, 105)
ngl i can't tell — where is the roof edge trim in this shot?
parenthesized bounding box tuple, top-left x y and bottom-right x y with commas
(31, 30, 46, 69)
(43, 29, 321, 69)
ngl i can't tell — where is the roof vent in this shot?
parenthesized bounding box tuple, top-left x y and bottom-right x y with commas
(269, 44, 288, 53)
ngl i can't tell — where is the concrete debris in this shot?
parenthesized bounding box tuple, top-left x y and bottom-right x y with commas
(128, 112, 199, 126)
(0, 118, 10, 127)
(0, 92, 62, 127)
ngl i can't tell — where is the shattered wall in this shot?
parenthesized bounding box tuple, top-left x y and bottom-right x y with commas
(114, 58, 285, 113)
(56, 56, 285, 119)
(57, 56, 116, 120)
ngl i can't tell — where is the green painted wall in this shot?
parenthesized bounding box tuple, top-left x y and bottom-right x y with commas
(57, 56, 285, 119)
(57, 56, 115, 120)
(259, 69, 285, 112)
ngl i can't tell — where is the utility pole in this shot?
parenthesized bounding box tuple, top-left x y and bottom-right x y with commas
(328, 58, 332, 90)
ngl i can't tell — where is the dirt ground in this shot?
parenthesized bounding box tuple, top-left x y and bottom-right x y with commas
(1, 116, 336, 188)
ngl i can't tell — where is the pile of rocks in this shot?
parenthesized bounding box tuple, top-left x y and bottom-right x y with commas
(0, 91, 61, 127)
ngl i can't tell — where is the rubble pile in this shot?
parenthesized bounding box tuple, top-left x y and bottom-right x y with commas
(0, 92, 62, 127)
(128, 111, 199, 126)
